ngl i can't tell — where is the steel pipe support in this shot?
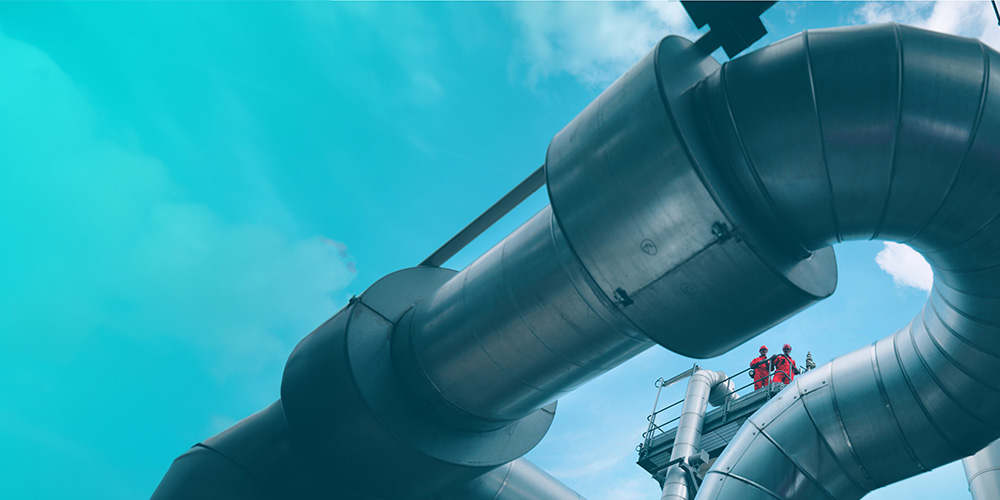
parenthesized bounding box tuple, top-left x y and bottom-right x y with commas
(689, 24, 1000, 499)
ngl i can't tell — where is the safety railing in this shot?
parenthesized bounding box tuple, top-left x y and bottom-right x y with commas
(637, 354, 815, 455)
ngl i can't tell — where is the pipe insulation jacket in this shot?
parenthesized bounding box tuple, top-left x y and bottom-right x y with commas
(399, 31, 838, 426)
(963, 438, 1000, 500)
(661, 370, 732, 500)
(690, 24, 1000, 499)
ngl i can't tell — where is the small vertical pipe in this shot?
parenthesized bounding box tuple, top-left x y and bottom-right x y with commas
(660, 369, 725, 500)
(963, 438, 1000, 500)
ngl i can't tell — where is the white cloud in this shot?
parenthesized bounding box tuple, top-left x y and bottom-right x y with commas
(0, 30, 356, 383)
(852, 1, 1000, 50)
(602, 476, 654, 500)
(0, 411, 140, 499)
(875, 242, 933, 292)
(527, 366, 668, 499)
(122, 202, 356, 380)
(510, 1, 699, 86)
(777, 2, 806, 25)
(207, 414, 239, 436)
(512, 1, 1000, 89)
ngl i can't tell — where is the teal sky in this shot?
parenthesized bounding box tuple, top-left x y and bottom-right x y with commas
(2, 2, 998, 499)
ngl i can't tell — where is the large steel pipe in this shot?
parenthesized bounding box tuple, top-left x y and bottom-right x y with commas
(394, 207, 652, 423)
(397, 35, 837, 424)
(157, 32, 839, 499)
(688, 24, 1000, 499)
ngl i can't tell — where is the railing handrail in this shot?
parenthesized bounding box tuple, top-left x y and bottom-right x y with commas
(638, 358, 815, 454)
(642, 363, 698, 452)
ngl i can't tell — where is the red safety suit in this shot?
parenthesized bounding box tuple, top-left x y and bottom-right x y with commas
(772, 354, 797, 384)
(750, 355, 770, 390)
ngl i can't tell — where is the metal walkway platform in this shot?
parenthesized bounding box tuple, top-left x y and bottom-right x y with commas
(633, 350, 820, 489)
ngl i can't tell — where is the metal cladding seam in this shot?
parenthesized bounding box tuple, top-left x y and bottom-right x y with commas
(692, 24, 1000, 499)
(398, 206, 654, 423)
(400, 34, 838, 425)
(435, 458, 586, 500)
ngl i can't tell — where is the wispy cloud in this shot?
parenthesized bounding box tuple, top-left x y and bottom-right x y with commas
(528, 365, 667, 499)
(0, 411, 140, 499)
(0, 22, 360, 499)
(0, 30, 356, 385)
(875, 242, 933, 292)
(122, 202, 357, 380)
(510, 1, 698, 86)
(540, 417, 656, 499)
(852, 1, 1000, 50)
(512, 1, 1000, 90)
(607, 476, 657, 500)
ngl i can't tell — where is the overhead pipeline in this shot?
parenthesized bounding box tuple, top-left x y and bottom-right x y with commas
(156, 21, 999, 500)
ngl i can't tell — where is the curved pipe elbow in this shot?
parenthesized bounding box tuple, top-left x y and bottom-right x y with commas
(708, 373, 739, 408)
(693, 23, 1000, 499)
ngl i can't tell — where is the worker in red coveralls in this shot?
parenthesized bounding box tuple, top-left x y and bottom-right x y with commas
(749, 345, 771, 390)
(772, 343, 800, 384)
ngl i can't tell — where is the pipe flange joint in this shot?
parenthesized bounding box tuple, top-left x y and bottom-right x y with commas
(280, 267, 555, 499)
(544, 35, 837, 358)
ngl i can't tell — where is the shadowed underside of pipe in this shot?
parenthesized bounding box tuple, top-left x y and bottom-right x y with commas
(688, 24, 1000, 499)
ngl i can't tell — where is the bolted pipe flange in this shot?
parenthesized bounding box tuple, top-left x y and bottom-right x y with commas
(545, 35, 837, 358)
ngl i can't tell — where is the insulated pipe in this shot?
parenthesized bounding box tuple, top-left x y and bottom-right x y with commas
(397, 33, 837, 425)
(686, 24, 1000, 499)
(963, 439, 1000, 500)
(152, 402, 296, 500)
(160, 34, 837, 497)
(393, 206, 653, 424)
(661, 369, 729, 500)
